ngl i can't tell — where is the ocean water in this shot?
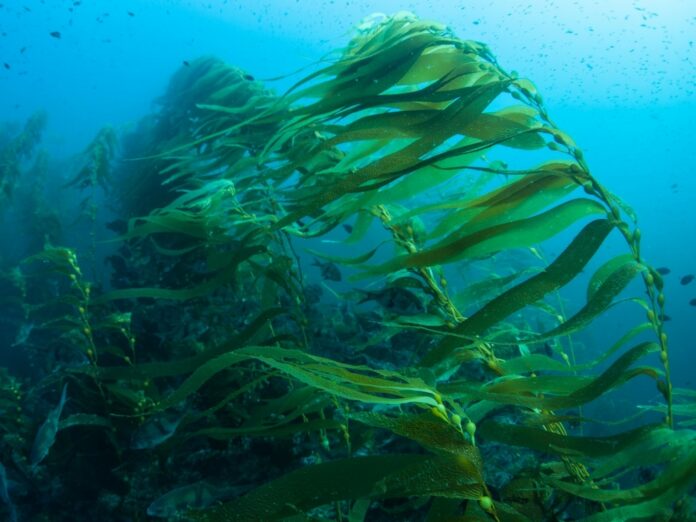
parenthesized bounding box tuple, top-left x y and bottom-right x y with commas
(1, 1, 695, 521)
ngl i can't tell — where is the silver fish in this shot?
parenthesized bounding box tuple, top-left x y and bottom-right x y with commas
(30, 383, 68, 469)
(130, 412, 182, 450)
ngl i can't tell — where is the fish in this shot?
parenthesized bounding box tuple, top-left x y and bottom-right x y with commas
(12, 321, 34, 346)
(655, 267, 670, 275)
(690, 298, 696, 307)
(105, 254, 128, 275)
(105, 219, 127, 234)
(147, 481, 244, 518)
(49, 31, 61, 39)
(662, 314, 671, 321)
(359, 286, 424, 314)
(342, 224, 353, 234)
(183, 60, 190, 67)
(242, 73, 254, 81)
(3, 63, 9, 70)
(30, 383, 68, 469)
(131, 412, 183, 449)
(312, 258, 341, 282)
(681, 274, 694, 285)
(0, 461, 17, 522)
(127, 11, 135, 16)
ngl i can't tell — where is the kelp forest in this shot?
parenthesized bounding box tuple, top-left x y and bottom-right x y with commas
(0, 12, 694, 522)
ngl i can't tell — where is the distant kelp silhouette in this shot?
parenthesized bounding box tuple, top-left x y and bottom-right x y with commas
(0, 11, 693, 522)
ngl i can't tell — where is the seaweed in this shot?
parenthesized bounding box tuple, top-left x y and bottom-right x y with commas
(0, 12, 693, 522)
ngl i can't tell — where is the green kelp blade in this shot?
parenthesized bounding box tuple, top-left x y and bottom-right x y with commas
(190, 454, 484, 522)
(350, 411, 482, 464)
(429, 170, 578, 240)
(442, 341, 660, 411)
(477, 421, 661, 459)
(422, 219, 614, 367)
(543, 434, 696, 521)
(498, 322, 653, 375)
(586, 253, 636, 302)
(156, 346, 442, 412)
(364, 198, 606, 276)
(521, 258, 643, 343)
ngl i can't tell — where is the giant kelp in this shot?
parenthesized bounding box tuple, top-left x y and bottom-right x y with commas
(0, 12, 694, 522)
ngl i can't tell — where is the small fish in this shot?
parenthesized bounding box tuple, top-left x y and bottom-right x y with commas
(30, 384, 68, 469)
(681, 274, 694, 285)
(312, 258, 341, 282)
(359, 286, 424, 314)
(127, 11, 134, 16)
(49, 31, 61, 39)
(182, 60, 190, 67)
(690, 298, 696, 307)
(662, 314, 671, 321)
(131, 412, 182, 449)
(342, 224, 353, 234)
(655, 267, 670, 275)
(106, 219, 127, 234)
(2, 63, 8, 69)
(20, 46, 26, 53)
(242, 73, 254, 81)
(147, 481, 226, 518)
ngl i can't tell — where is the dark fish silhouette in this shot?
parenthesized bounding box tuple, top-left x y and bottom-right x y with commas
(106, 219, 127, 234)
(689, 298, 696, 307)
(2, 63, 9, 70)
(662, 314, 671, 321)
(183, 60, 190, 67)
(49, 31, 61, 39)
(681, 274, 694, 285)
(127, 11, 135, 16)
(359, 286, 424, 314)
(242, 73, 254, 81)
(342, 224, 353, 233)
(312, 259, 341, 281)
(656, 267, 670, 275)
(131, 413, 182, 450)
